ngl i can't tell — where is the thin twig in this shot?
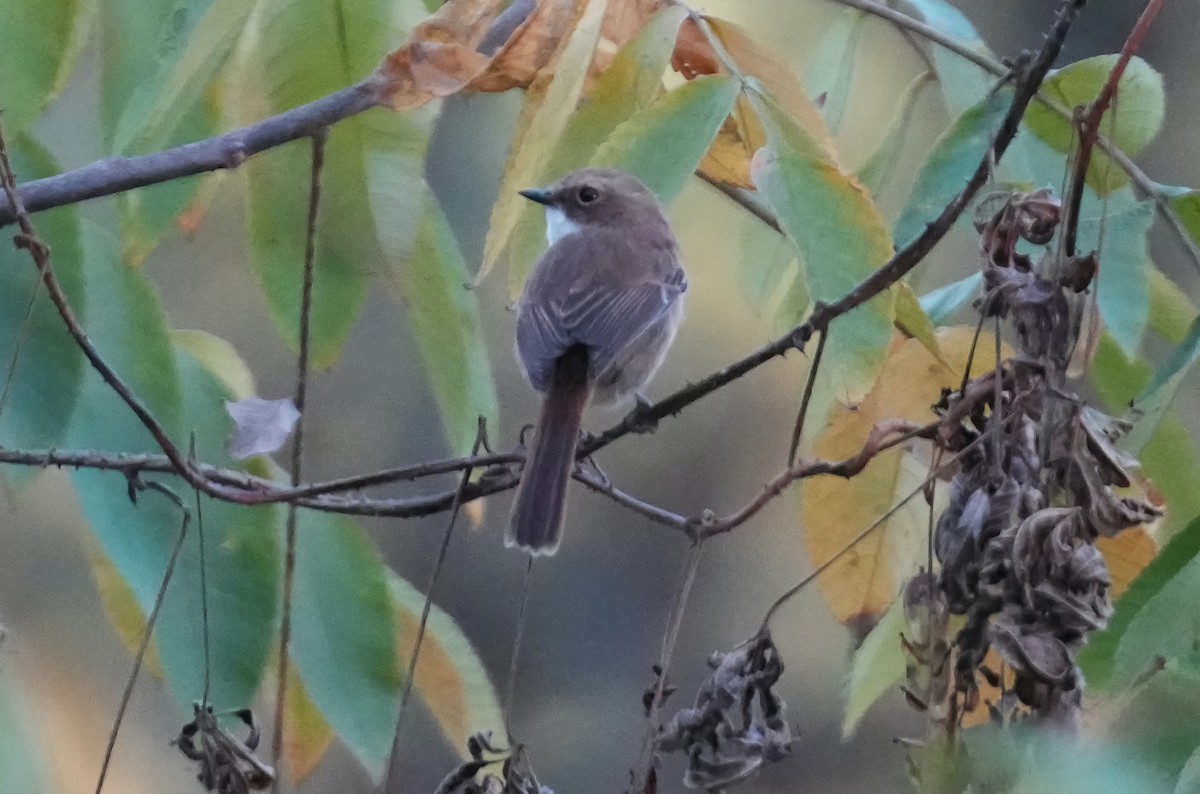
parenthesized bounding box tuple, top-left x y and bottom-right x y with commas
(95, 482, 191, 794)
(1061, 0, 1165, 258)
(788, 322, 829, 466)
(632, 540, 705, 791)
(270, 130, 326, 786)
(504, 556, 536, 738)
(384, 419, 489, 792)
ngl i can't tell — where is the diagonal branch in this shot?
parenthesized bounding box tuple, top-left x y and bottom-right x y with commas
(0, 81, 382, 227)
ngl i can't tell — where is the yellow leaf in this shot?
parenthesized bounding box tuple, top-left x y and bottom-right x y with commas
(801, 328, 1007, 625)
(172, 330, 257, 402)
(283, 668, 334, 782)
(389, 574, 504, 757)
(87, 546, 164, 678)
(479, 0, 610, 291)
(1097, 527, 1159, 600)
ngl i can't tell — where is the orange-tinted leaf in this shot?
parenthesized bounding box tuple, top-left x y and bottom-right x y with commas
(283, 668, 335, 782)
(1098, 528, 1159, 600)
(390, 574, 504, 757)
(377, 0, 503, 110)
(677, 15, 837, 185)
(470, 0, 588, 93)
(801, 328, 1007, 625)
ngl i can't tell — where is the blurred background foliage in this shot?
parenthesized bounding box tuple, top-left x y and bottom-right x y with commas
(0, 0, 1199, 791)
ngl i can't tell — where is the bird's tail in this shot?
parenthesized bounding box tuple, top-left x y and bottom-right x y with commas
(507, 346, 591, 555)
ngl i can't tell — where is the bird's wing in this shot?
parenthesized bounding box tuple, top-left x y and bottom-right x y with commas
(516, 233, 685, 392)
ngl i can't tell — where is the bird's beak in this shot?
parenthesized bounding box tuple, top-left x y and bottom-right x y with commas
(518, 188, 553, 206)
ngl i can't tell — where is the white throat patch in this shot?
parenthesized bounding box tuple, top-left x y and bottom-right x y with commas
(544, 207, 582, 245)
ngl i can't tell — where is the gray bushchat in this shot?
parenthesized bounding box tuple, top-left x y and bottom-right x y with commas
(507, 167, 687, 555)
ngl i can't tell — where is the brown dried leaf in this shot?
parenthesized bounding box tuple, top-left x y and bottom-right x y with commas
(377, 0, 505, 110)
(469, 0, 588, 93)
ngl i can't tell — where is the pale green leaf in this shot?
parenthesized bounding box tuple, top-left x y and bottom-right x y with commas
(1176, 744, 1200, 794)
(246, 0, 425, 366)
(855, 72, 931, 197)
(893, 282, 947, 366)
(1123, 318, 1200, 455)
(291, 511, 400, 780)
(591, 74, 739, 201)
(804, 8, 867, 134)
(483, 0, 610, 291)
(1025, 55, 1165, 194)
(842, 597, 905, 737)
(736, 214, 796, 318)
(1076, 188, 1153, 358)
(0, 135, 85, 454)
(100, 0, 221, 263)
(748, 88, 895, 406)
(0, 674, 53, 794)
(1081, 515, 1200, 690)
(70, 226, 278, 714)
(894, 0, 995, 114)
(919, 273, 981, 326)
(1147, 267, 1197, 344)
(893, 89, 1009, 247)
(402, 194, 499, 456)
(116, 0, 260, 154)
(0, 0, 86, 132)
(1090, 335, 1200, 536)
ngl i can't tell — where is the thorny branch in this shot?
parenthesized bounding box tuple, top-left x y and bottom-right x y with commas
(0, 0, 1082, 538)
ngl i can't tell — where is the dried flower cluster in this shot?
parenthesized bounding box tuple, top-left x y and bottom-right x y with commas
(175, 705, 274, 794)
(655, 632, 794, 789)
(929, 190, 1162, 727)
(434, 732, 553, 794)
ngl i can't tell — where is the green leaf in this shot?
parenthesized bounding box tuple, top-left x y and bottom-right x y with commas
(100, 0, 222, 263)
(804, 8, 867, 134)
(1176, 744, 1200, 794)
(483, 0, 610, 292)
(402, 194, 499, 456)
(1076, 189, 1153, 357)
(893, 90, 1009, 247)
(69, 226, 278, 713)
(246, 0, 422, 367)
(0, 0, 85, 132)
(0, 674, 53, 794)
(0, 135, 85, 454)
(773, 262, 811, 337)
(842, 597, 905, 738)
(507, 5, 688, 277)
(291, 511, 400, 780)
(894, 0, 995, 114)
(919, 273, 981, 326)
(1090, 335, 1200, 536)
(1081, 515, 1200, 689)
(389, 571, 504, 759)
(1124, 317, 1200, 455)
(748, 88, 896, 406)
(1167, 187, 1200, 252)
(893, 282, 947, 366)
(736, 214, 796, 318)
(116, 0, 260, 154)
(856, 72, 931, 197)
(1025, 55, 1165, 194)
(591, 74, 739, 201)
(1102, 655, 1200, 783)
(1147, 267, 1197, 344)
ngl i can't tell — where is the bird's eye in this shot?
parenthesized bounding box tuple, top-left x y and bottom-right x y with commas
(578, 185, 599, 203)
